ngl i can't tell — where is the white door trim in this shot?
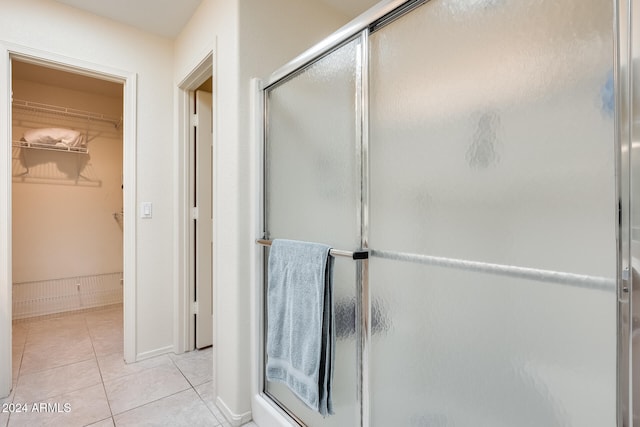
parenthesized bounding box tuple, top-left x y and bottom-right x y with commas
(174, 51, 214, 354)
(0, 42, 138, 397)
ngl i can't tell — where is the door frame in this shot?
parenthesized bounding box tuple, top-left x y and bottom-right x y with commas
(175, 51, 214, 353)
(0, 42, 138, 398)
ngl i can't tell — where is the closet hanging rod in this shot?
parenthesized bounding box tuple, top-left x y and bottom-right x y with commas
(256, 239, 369, 260)
(12, 99, 122, 128)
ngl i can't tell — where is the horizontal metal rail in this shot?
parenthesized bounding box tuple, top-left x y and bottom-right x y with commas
(370, 249, 616, 292)
(256, 239, 369, 260)
(257, 239, 615, 290)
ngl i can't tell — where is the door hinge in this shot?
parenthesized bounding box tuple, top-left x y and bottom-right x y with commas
(191, 301, 199, 315)
(191, 114, 199, 127)
(191, 206, 199, 220)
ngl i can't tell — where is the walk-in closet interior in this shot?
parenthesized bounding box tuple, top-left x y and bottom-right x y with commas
(257, 0, 639, 426)
(11, 60, 124, 347)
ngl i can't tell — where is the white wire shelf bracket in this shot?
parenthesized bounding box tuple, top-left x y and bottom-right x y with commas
(12, 99, 122, 128)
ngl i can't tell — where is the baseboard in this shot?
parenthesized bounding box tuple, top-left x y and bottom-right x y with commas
(216, 396, 253, 427)
(136, 345, 174, 361)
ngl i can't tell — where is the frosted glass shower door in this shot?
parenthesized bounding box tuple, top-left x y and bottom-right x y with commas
(264, 38, 361, 427)
(368, 1, 617, 426)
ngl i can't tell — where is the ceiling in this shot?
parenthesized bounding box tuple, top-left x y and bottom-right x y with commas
(316, 0, 381, 18)
(52, 0, 203, 39)
(12, 61, 123, 98)
(51, 0, 381, 39)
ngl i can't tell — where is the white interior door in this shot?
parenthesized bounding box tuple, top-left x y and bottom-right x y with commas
(194, 90, 213, 349)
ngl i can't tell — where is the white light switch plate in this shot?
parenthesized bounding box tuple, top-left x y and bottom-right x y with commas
(141, 202, 152, 219)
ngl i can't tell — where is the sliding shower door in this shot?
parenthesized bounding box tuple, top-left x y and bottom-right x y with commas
(261, 0, 622, 426)
(367, 1, 617, 426)
(264, 37, 362, 427)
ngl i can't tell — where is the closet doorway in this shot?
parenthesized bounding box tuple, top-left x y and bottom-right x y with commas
(0, 43, 142, 402)
(0, 45, 138, 399)
(10, 59, 126, 382)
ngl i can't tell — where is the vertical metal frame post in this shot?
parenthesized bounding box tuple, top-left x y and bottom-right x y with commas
(617, 0, 635, 425)
(631, 0, 640, 422)
(356, 29, 371, 427)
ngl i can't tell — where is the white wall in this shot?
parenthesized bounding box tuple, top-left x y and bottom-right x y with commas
(12, 79, 123, 283)
(0, 0, 175, 358)
(174, 0, 349, 422)
(0, 0, 352, 414)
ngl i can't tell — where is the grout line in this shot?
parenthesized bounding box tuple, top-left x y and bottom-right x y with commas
(17, 355, 97, 378)
(194, 387, 224, 426)
(167, 350, 222, 425)
(85, 416, 115, 427)
(13, 320, 32, 383)
(85, 311, 117, 421)
(110, 387, 193, 419)
(168, 354, 201, 390)
(98, 353, 175, 383)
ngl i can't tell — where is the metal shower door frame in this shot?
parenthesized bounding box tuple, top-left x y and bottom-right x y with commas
(618, 0, 638, 425)
(256, 0, 635, 425)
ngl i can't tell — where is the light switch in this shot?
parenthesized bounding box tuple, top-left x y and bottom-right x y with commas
(141, 202, 152, 219)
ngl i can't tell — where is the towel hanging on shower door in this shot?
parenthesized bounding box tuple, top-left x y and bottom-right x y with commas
(266, 238, 335, 416)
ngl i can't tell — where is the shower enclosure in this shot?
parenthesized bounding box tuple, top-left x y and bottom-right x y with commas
(257, 0, 639, 425)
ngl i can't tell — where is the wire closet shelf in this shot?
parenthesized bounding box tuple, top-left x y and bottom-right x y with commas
(12, 99, 123, 154)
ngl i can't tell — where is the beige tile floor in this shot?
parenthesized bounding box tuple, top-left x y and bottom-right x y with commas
(1, 305, 258, 427)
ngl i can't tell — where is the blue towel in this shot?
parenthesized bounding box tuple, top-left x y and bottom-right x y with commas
(266, 239, 335, 416)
